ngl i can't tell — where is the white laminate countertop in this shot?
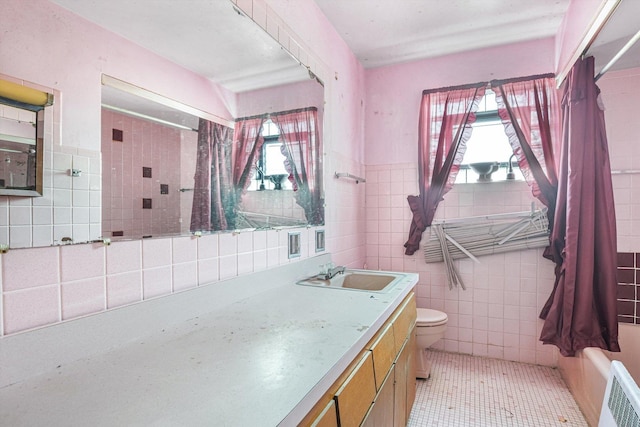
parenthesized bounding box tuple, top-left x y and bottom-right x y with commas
(0, 264, 417, 426)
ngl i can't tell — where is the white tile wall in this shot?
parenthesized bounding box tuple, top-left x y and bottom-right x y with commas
(365, 163, 558, 366)
(0, 142, 101, 248)
(0, 226, 325, 336)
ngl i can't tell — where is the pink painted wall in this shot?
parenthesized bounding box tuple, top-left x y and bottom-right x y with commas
(265, 0, 368, 267)
(555, 0, 607, 77)
(1, 0, 234, 152)
(365, 37, 556, 165)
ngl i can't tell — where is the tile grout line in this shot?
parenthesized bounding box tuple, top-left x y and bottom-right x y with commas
(408, 349, 588, 426)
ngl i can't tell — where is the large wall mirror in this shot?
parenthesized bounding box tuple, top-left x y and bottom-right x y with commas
(49, 0, 325, 244)
(101, 73, 324, 240)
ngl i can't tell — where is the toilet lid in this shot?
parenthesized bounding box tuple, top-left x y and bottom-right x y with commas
(416, 308, 448, 326)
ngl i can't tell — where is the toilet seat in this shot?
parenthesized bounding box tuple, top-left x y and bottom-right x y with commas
(416, 308, 448, 327)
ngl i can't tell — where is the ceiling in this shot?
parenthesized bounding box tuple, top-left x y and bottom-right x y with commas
(314, 0, 640, 75)
(50, 0, 306, 93)
(314, 0, 572, 68)
(50, 0, 640, 91)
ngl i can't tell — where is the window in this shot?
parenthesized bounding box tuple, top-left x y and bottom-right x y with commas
(456, 89, 523, 183)
(247, 119, 292, 191)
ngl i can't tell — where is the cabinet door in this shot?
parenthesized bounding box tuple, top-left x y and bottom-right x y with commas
(361, 366, 395, 427)
(310, 399, 338, 427)
(369, 322, 396, 391)
(392, 293, 417, 354)
(393, 343, 408, 427)
(334, 351, 376, 427)
(405, 326, 417, 419)
(393, 326, 417, 427)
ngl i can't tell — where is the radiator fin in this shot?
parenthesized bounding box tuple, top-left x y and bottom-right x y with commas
(608, 376, 640, 427)
(600, 360, 640, 427)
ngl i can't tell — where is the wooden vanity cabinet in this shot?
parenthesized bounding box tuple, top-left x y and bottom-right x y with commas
(334, 352, 377, 427)
(391, 293, 417, 354)
(301, 292, 417, 427)
(369, 322, 396, 390)
(394, 324, 417, 427)
(361, 366, 395, 426)
(405, 331, 417, 418)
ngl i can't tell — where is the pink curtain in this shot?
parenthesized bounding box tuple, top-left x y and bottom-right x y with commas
(190, 118, 233, 232)
(404, 83, 485, 255)
(271, 107, 324, 224)
(230, 117, 266, 227)
(539, 56, 619, 356)
(491, 74, 561, 227)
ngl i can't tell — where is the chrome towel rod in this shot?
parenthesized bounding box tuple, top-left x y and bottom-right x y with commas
(611, 170, 640, 175)
(334, 172, 366, 183)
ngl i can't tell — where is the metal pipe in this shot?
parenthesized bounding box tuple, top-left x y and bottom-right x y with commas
(596, 28, 640, 81)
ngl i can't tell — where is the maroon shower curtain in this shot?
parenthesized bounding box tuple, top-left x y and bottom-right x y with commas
(404, 83, 485, 255)
(190, 118, 233, 232)
(271, 107, 324, 224)
(539, 56, 619, 356)
(491, 75, 561, 228)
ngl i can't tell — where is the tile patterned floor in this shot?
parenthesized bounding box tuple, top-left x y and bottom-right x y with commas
(407, 350, 588, 426)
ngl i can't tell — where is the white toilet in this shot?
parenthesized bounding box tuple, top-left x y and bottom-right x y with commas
(415, 308, 448, 379)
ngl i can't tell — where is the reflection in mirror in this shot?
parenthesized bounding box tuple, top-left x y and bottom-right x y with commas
(102, 75, 324, 240)
(0, 80, 47, 197)
(192, 105, 323, 232)
(0, 110, 39, 193)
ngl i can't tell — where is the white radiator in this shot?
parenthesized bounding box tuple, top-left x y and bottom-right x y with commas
(599, 360, 640, 427)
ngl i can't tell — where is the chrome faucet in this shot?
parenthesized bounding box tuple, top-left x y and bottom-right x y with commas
(318, 263, 346, 280)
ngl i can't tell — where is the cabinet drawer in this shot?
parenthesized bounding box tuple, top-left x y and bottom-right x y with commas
(334, 351, 376, 427)
(368, 322, 396, 391)
(392, 293, 417, 354)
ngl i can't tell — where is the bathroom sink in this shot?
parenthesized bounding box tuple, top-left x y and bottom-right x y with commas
(296, 270, 405, 293)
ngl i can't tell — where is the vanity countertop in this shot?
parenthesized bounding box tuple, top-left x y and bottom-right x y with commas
(0, 263, 417, 426)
